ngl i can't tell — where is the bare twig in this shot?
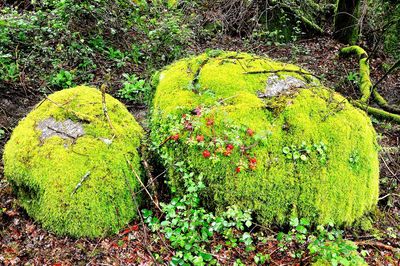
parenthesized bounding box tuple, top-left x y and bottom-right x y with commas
(355, 240, 399, 252)
(71, 171, 91, 196)
(47, 126, 77, 140)
(44, 95, 91, 123)
(379, 153, 399, 180)
(133, 170, 166, 197)
(243, 69, 320, 79)
(142, 159, 159, 207)
(372, 58, 400, 91)
(379, 193, 400, 201)
(122, 173, 158, 264)
(125, 157, 163, 213)
(100, 84, 117, 136)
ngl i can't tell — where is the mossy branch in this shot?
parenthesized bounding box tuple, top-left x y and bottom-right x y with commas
(278, 2, 324, 34)
(372, 89, 400, 115)
(340, 45, 400, 123)
(353, 101, 400, 123)
(339, 46, 372, 103)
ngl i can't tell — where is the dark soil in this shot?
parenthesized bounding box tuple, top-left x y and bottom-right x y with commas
(1, 36, 399, 265)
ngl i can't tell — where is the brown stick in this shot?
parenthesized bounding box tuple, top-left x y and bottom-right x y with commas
(71, 171, 91, 196)
(100, 84, 117, 136)
(122, 173, 158, 264)
(243, 69, 320, 79)
(355, 241, 398, 252)
(142, 159, 160, 207)
(44, 95, 91, 123)
(125, 157, 163, 213)
(159, 135, 172, 147)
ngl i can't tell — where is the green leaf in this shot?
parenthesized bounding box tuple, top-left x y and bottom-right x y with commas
(199, 252, 213, 261)
(282, 146, 290, 154)
(245, 220, 252, 227)
(290, 217, 299, 227)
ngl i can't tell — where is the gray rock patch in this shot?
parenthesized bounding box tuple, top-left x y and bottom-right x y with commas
(37, 117, 85, 141)
(258, 75, 307, 98)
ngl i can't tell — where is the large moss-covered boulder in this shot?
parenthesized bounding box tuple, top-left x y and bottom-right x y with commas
(151, 51, 379, 226)
(3, 86, 143, 238)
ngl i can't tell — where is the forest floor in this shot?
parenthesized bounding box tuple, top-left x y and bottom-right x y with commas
(0, 36, 399, 265)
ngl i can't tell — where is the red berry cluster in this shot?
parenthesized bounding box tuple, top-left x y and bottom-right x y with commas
(166, 106, 259, 173)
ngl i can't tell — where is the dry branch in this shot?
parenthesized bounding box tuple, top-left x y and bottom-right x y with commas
(71, 171, 91, 196)
(125, 157, 163, 213)
(355, 241, 399, 252)
(340, 45, 400, 124)
(100, 84, 117, 136)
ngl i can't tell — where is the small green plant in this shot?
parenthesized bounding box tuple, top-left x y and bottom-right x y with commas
(0, 53, 19, 82)
(117, 73, 151, 104)
(277, 218, 367, 265)
(51, 70, 74, 89)
(107, 47, 128, 68)
(308, 225, 367, 265)
(282, 141, 328, 164)
(347, 71, 359, 85)
(254, 252, 270, 264)
(349, 150, 360, 165)
(277, 217, 310, 258)
(142, 171, 254, 266)
(0, 128, 5, 139)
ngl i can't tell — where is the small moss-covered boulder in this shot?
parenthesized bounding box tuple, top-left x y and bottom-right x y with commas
(3, 86, 143, 238)
(151, 51, 379, 226)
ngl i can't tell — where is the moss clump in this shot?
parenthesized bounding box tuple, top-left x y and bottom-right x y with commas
(3, 86, 143, 238)
(151, 51, 379, 226)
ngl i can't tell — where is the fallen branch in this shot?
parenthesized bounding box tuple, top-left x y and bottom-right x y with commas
(355, 240, 399, 252)
(44, 95, 92, 123)
(372, 58, 400, 91)
(339, 46, 372, 103)
(142, 158, 159, 207)
(372, 89, 400, 114)
(353, 101, 400, 123)
(340, 45, 400, 124)
(100, 84, 117, 136)
(71, 171, 91, 196)
(378, 193, 400, 201)
(122, 173, 158, 264)
(47, 126, 77, 140)
(125, 156, 163, 213)
(379, 153, 399, 180)
(371, 58, 400, 114)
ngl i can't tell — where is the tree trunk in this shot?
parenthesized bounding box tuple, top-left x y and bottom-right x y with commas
(334, 0, 361, 44)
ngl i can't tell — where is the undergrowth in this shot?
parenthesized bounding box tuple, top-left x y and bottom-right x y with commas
(0, 0, 193, 99)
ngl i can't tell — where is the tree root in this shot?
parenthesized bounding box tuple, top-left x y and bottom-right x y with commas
(340, 45, 400, 124)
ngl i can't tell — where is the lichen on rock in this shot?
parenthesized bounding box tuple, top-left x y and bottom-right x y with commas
(151, 51, 379, 226)
(37, 117, 85, 141)
(259, 74, 307, 98)
(3, 86, 144, 238)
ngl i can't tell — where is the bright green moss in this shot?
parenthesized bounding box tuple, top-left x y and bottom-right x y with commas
(3, 86, 143, 238)
(151, 51, 379, 226)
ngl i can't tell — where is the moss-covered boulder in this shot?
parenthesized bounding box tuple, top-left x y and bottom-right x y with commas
(3, 86, 143, 238)
(151, 51, 379, 226)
